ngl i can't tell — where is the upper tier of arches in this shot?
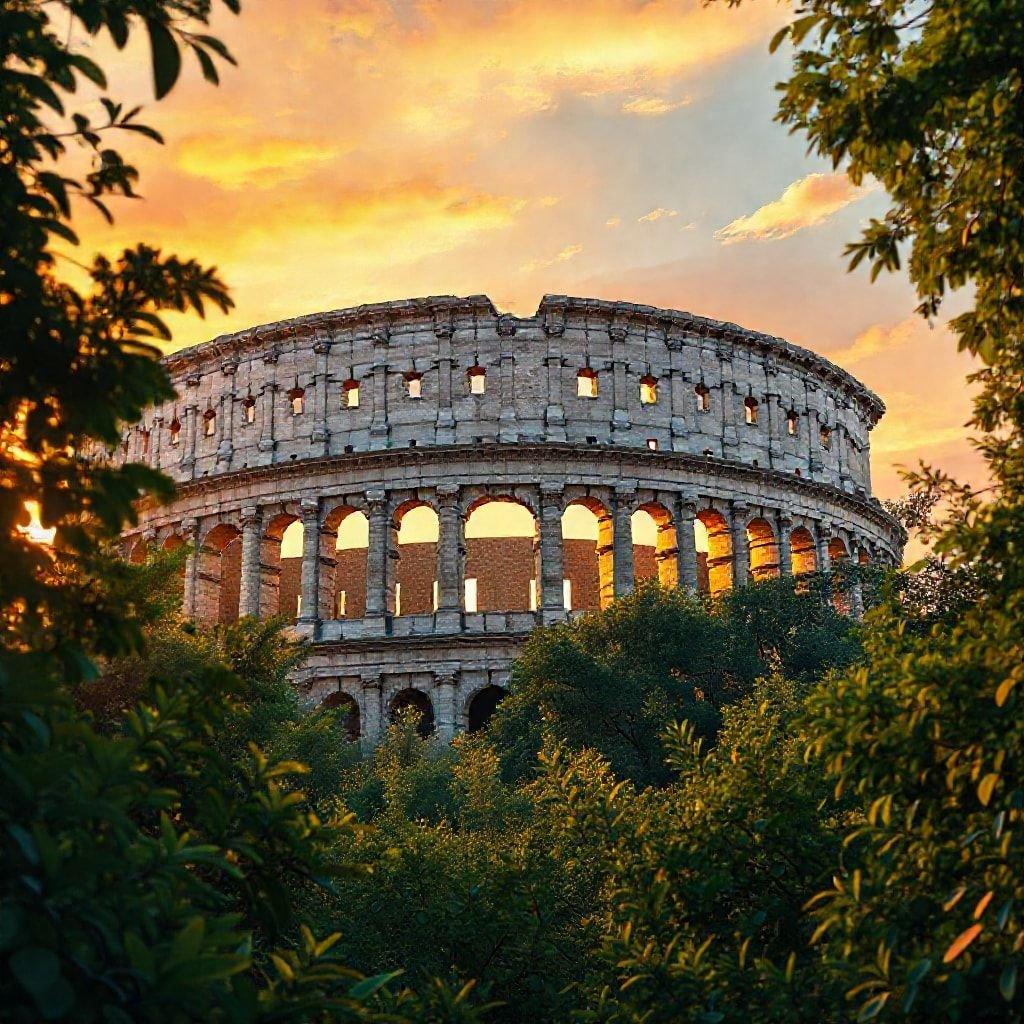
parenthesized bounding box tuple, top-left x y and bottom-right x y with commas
(114, 295, 885, 497)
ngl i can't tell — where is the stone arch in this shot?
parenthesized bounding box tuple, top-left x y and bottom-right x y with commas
(463, 495, 539, 613)
(790, 525, 817, 575)
(321, 689, 360, 741)
(261, 509, 302, 621)
(746, 516, 780, 581)
(828, 535, 852, 614)
(196, 522, 241, 625)
(322, 502, 369, 619)
(632, 501, 678, 588)
(389, 687, 435, 738)
(562, 495, 614, 612)
(393, 499, 438, 616)
(467, 684, 507, 733)
(695, 508, 732, 596)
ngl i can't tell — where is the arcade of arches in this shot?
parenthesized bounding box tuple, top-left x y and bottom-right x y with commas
(129, 489, 886, 741)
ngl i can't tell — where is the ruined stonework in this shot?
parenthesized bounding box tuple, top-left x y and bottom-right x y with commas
(117, 294, 904, 741)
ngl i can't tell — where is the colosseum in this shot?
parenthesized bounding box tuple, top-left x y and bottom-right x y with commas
(118, 294, 904, 741)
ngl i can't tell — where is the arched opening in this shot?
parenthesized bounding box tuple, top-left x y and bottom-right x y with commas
(468, 685, 506, 733)
(562, 498, 614, 612)
(394, 502, 438, 616)
(639, 375, 658, 405)
(695, 509, 732, 596)
(322, 506, 369, 619)
(828, 536, 852, 614)
(322, 690, 360, 741)
(128, 538, 148, 564)
(790, 526, 817, 575)
(632, 503, 678, 588)
(464, 497, 538, 613)
(744, 396, 759, 425)
(786, 409, 799, 436)
(390, 688, 434, 738)
(161, 532, 186, 607)
(576, 367, 598, 398)
(196, 523, 241, 625)
(746, 517, 780, 581)
(261, 513, 302, 621)
(695, 383, 711, 413)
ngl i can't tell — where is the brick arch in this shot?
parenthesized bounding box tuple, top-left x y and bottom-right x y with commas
(322, 502, 369, 620)
(463, 495, 539, 613)
(389, 686, 435, 738)
(321, 689, 360, 741)
(633, 500, 678, 588)
(695, 507, 732, 596)
(259, 509, 302, 621)
(746, 516, 780, 581)
(127, 536, 149, 564)
(196, 522, 242, 625)
(790, 525, 817, 575)
(393, 499, 439, 616)
(562, 494, 614, 611)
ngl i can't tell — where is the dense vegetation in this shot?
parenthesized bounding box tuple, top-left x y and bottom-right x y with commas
(2, 0, 1022, 1021)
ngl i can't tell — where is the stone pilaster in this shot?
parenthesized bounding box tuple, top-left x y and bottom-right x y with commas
(364, 489, 392, 628)
(369, 324, 390, 449)
(239, 505, 262, 618)
(816, 522, 832, 574)
(435, 484, 464, 631)
(434, 670, 458, 742)
(312, 331, 330, 452)
(539, 482, 566, 622)
(613, 486, 636, 598)
(297, 498, 321, 630)
(730, 502, 750, 587)
(676, 497, 699, 592)
(181, 516, 199, 618)
(777, 513, 793, 576)
(360, 673, 383, 746)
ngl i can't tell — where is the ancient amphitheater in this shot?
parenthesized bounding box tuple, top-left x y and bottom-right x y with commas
(118, 294, 904, 742)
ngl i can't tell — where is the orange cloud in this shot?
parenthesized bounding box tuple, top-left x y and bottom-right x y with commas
(830, 316, 922, 368)
(715, 173, 870, 243)
(622, 95, 691, 116)
(175, 135, 344, 188)
(521, 243, 584, 274)
(639, 207, 678, 223)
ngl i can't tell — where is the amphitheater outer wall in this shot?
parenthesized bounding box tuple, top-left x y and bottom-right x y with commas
(117, 294, 905, 742)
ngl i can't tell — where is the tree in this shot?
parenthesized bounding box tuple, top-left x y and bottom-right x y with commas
(491, 580, 859, 787)
(709, 1, 1024, 1017)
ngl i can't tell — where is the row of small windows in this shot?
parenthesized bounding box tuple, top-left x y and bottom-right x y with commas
(160, 377, 832, 450)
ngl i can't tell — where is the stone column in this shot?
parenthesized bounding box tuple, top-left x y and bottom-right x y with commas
(676, 497, 699, 592)
(730, 502, 750, 587)
(258, 384, 277, 457)
(539, 482, 566, 623)
(434, 670, 458, 742)
(816, 522, 832, 574)
(360, 673, 383, 747)
(369, 326, 390, 449)
(613, 487, 636, 598)
(849, 535, 865, 618)
(183, 402, 198, 472)
(777, 513, 793, 577)
(239, 505, 263, 618)
(435, 484, 464, 631)
(364, 489, 392, 628)
(312, 333, 330, 453)
(297, 498, 321, 630)
(181, 517, 199, 618)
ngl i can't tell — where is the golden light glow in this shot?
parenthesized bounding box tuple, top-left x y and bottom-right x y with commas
(17, 501, 56, 546)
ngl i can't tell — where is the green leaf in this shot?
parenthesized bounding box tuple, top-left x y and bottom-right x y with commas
(858, 992, 889, 1021)
(349, 969, 403, 1000)
(146, 20, 182, 99)
(1000, 963, 1017, 1002)
(978, 773, 999, 806)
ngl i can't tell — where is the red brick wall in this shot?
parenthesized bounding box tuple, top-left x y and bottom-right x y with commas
(465, 536, 535, 611)
(219, 537, 242, 623)
(396, 541, 437, 614)
(334, 547, 367, 618)
(280, 557, 301, 619)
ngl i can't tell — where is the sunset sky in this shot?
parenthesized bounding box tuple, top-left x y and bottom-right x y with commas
(70, 0, 982, 512)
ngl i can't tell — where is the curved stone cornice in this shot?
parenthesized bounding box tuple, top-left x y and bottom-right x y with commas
(160, 294, 886, 426)
(134, 440, 905, 545)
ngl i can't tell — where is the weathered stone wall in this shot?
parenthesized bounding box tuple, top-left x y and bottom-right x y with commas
(117, 294, 904, 743)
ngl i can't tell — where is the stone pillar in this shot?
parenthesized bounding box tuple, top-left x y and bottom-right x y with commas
(498, 318, 517, 442)
(258, 384, 276, 457)
(369, 325, 390, 449)
(435, 484, 464, 631)
(364, 489, 392, 628)
(849, 536, 865, 618)
(297, 498, 321, 631)
(183, 402, 198, 471)
(181, 517, 199, 618)
(816, 522, 832, 574)
(239, 505, 262, 618)
(730, 503, 750, 587)
(613, 487, 636, 598)
(434, 670, 458, 742)
(539, 482, 566, 623)
(312, 333, 330, 453)
(777, 513, 793, 577)
(360, 673, 383, 746)
(676, 497, 699, 593)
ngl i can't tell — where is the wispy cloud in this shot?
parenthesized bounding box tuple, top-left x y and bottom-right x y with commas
(715, 173, 869, 243)
(520, 243, 584, 273)
(605, 217, 621, 228)
(639, 207, 678, 223)
(622, 95, 691, 116)
(830, 317, 922, 368)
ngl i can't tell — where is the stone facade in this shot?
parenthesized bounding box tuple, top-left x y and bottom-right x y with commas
(117, 294, 904, 742)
